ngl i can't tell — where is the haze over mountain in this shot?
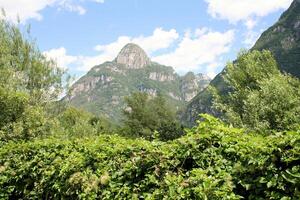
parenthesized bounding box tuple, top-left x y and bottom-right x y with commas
(66, 43, 210, 121)
(182, 0, 300, 126)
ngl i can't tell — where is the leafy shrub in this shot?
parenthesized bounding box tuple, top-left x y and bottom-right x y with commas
(0, 87, 29, 129)
(0, 87, 51, 143)
(211, 50, 300, 131)
(0, 115, 299, 199)
(56, 106, 114, 138)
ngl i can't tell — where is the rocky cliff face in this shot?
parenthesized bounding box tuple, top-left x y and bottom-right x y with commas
(67, 43, 211, 121)
(180, 72, 211, 101)
(115, 43, 151, 69)
(253, 0, 300, 77)
(181, 0, 300, 126)
(149, 72, 175, 82)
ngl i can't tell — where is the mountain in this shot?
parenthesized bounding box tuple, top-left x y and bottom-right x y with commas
(66, 43, 211, 121)
(181, 0, 300, 126)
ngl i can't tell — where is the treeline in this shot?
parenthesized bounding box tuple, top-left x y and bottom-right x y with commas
(0, 18, 299, 199)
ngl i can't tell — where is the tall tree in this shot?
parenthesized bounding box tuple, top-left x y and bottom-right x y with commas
(211, 50, 300, 131)
(0, 18, 65, 105)
(123, 92, 184, 140)
(0, 18, 65, 141)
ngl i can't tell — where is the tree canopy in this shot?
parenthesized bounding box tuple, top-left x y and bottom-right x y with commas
(211, 50, 300, 131)
(0, 18, 65, 105)
(122, 92, 184, 140)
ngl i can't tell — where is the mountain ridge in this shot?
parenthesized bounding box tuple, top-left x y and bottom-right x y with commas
(181, 0, 300, 126)
(67, 43, 211, 121)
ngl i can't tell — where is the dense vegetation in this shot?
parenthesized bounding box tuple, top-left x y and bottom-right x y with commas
(0, 12, 299, 200)
(182, 0, 300, 126)
(1, 116, 299, 199)
(122, 92, 184, 141)
(211, 50, 300, 132)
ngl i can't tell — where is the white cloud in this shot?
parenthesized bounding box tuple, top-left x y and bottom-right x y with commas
(132, 28, 179, 53)
(205, 0, 293, 61)
(205, 62, 220, 79)
(83, 28, 179, 71)
(57, 1, 87, 15)
(205, 0, 293, 26)
(95, 28, 179, 55)
(44, 28, 234, 78)
(152, 29, 235, 76)
(44, 28, 179, 72)
(43, 47, 78, 70)
(95, 27, 234, 77)
(92, 0, 104, 3)
(0, 0, 104, 23)
(244, 19, 258, 30)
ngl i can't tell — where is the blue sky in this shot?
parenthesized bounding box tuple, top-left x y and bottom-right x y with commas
(0, 0, 294, 78)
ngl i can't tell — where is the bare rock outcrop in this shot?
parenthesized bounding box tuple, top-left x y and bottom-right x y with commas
(115, 43, 151, 69)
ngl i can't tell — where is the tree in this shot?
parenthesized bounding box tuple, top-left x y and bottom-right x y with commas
(0, 18, 65, 105)
(0, 17, 65, 141)
(122, 92, 184, 140)
(211, 50, 300, 131)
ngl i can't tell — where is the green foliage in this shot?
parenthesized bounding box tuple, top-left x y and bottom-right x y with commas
(0, 18, 65, 105)
(243, 74, 300, 131)
(0, 10, 300, 200)
(253, 0, 300, 78)
(212, 50, 300, 131)
(122, 92, 184, 140)
(57, 107, 113, 138)
(182, 0, 300, 126)
(0, 18, 113, 143)
(0, 17, 74, 144)
(59, 107, 93, 127)
(0, 115, 299, 199)
(0, 86, 51, 143)
(0, 87, 29, 128)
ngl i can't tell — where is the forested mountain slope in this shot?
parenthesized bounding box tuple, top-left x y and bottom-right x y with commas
(182, 0, 300, 126)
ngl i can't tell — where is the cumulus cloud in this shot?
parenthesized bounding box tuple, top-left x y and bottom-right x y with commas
(80, 28, 179, 72)
(44, 28, 180, 72)
(95, 28, 179, 55)
(152, 28, 235, 76)
(205, 0, 292, 55)
(0, 0, 104, 23)
(43, 47, 78, 70)
(44, 27, 234, 78)
(244, 19, 258, 30)
(205, 0, 293, 25)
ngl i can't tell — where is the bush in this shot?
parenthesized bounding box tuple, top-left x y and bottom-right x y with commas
(57, 107, 114, 138)
(0, 87, 52, 143)
(0, 87, 29, 129)
(1, 115, 299, 199)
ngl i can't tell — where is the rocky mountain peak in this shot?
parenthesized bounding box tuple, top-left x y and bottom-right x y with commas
(115, 43, 151, 69)
(68, 43, 212, 122)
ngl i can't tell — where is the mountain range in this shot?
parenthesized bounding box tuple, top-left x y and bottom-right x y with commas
(66, 43, 211, 121)
(181, 0, 300, 126)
